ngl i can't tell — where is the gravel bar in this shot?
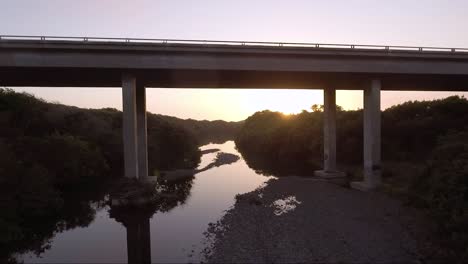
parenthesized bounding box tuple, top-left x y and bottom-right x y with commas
(204, 177, 432, 263)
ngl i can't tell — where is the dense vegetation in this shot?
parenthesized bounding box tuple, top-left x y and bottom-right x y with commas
(236, 96, 468, 261)
(410, 130, 468, 260)
(161, 115, 242, 145)
(0, 88, 238, 262)
(237, 96, 468, 174)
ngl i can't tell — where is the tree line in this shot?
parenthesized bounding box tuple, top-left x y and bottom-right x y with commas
(0, 88, 239, 262)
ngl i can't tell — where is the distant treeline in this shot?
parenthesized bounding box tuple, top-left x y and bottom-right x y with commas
(235, 96, 468, 261)
(0, 88, 239, 262)
(236, 96, 468, 174)
(158, 114, 242, 146)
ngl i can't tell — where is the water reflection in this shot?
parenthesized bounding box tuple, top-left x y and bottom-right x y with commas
(107, 172, 195, 264)
(110, 207, 153, 264)
(18, 141, 272, 263)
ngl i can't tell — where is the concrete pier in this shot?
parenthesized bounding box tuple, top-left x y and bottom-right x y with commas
(122, 74, 139, 179)
(323, 87, 337, 171)
(351, 79, 382, 191)
(136, 83, 148, 179)
(122, 74, 148, 179)
(315, 88, 346, 182)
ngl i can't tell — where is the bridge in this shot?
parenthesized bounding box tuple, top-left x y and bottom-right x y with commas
(2, 35, 468, 191)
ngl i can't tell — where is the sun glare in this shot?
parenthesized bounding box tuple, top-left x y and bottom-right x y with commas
(275, 103, 305, 115)
(240, 89, 323, 117)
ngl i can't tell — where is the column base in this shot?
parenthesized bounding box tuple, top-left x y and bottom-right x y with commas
(141, 176, 158, 183)
(350, 181, 379, 192)
(314, 170, 347, 186)
(110, 197, 155, 207)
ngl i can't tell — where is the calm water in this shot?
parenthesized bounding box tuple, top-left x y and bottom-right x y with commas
(20, 141, 272, 263)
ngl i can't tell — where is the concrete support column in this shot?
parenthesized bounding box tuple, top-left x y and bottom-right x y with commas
(122, 73, 139, 179)
(314, 88, 345, 183)
(351, 79, 382, 191)
(136, 83, 148, 179)
(323, 88, 337, 172)
(122, 73, 148, 179)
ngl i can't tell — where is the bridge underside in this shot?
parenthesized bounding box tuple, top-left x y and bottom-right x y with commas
(2, 68, 468, 191)
(1, 40, 468, 191)
(111, 73, 384, 191)
(2, 67, 468, 91)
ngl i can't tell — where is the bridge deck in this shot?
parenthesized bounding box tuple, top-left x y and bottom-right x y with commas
(1, 35, 468, 54)
(1, 36, 468, 91)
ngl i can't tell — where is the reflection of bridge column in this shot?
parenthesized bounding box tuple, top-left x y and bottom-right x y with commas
(110, 206, 153, 264)
(125, 217, 151, 264)
(315, 87, 345, 181)
(352, 79, 382, 191)
(122, 73, 148, 179)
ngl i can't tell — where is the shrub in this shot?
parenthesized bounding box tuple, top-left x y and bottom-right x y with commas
(410, 129, 468, 261)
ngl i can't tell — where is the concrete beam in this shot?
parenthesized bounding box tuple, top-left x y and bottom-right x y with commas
(351, 79, 382, 191)
(122, 73, 139, 179)
(136, 83, 148, 179)
(3, 40, 468, 75)
(3, 67, 468, 91)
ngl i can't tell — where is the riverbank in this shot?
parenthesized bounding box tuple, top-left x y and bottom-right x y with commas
(205, 177, 437, 263)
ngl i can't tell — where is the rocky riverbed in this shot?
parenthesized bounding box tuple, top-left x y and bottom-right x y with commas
(204, 177, 436, 263)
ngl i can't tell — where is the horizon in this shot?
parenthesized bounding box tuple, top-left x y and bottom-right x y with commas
(7, 87, 468, 121)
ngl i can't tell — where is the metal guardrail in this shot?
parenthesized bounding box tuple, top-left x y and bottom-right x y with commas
(1, 35, 468, 53)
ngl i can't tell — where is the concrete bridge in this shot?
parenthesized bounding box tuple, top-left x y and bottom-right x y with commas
(2, 35, 468, 191)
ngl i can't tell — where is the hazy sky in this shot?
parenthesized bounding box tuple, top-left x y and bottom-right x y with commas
(2, 0, 468, 121)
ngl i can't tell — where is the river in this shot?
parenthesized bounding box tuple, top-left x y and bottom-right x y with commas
(19, 141, 273, 263)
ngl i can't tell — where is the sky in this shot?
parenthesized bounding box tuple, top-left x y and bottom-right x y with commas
(2, 0, 468, 121)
